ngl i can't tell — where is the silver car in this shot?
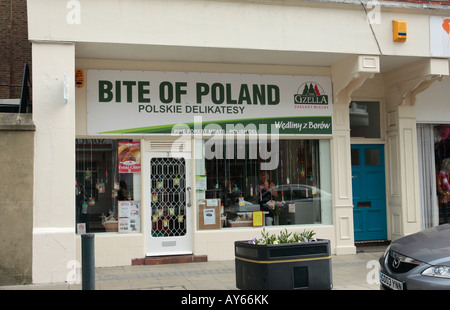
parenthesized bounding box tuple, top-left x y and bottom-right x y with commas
(379, 224, 450, 290)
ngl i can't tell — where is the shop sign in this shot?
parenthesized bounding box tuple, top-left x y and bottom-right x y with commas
(430, 16, 450, 57)
(87, 70, 333, 136)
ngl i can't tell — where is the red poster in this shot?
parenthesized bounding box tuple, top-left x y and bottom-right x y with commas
(118, 142, 141, 173)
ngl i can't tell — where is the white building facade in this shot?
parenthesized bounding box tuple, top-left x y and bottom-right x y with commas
(27, 0, 450, 283)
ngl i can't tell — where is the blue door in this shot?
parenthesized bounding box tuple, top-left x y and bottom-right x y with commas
(351, 144, 387, 241)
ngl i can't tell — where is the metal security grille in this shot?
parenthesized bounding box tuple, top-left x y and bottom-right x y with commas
(150, 157, 186, 237)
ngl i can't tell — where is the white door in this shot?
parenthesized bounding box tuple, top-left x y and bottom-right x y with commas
(144, 152, 193, 256)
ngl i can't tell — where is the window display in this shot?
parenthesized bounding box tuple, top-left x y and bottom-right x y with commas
(75, 139, 141, 233)
(435, 125, 450, 224)
(198, 139, 332, 228)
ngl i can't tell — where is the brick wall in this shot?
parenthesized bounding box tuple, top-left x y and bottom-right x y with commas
(0, 0, 31, 100)
(0, 114, 35, 285)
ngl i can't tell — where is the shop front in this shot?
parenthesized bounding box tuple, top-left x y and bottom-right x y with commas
(75, 69, 335, 261)
(27, 0, 450, 283)
(416, 68, 450, 229)
(415, 16, 450, 230)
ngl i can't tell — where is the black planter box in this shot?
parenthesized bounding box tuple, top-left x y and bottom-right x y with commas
(235, 239, 332, 290)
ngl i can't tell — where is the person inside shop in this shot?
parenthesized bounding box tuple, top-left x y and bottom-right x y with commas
(437, 158, 450, 224)
(257, 170, 278, 225)
(118, 180, 129, 200)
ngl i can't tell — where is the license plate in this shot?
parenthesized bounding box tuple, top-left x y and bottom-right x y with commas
(380, 272, 404, 290)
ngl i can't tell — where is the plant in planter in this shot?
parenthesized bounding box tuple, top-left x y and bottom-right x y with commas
(101, 210, 118, 232)
(250, 228, 317, 245)
(235, 228, 332, 290)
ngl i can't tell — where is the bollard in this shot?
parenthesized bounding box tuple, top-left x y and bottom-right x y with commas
(81, 233, 95, 290)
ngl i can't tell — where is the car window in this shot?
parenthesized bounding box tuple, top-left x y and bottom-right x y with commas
(292, 187, 308, 200)
(277, 186, 310, 201)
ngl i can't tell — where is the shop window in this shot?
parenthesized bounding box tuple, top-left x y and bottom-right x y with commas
(349, 101, 381, 138)
(197, 139, 332, 228)
(435, 125, 450, 225)
(75, 139, 141, 233)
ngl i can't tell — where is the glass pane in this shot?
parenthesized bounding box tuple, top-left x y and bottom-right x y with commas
(150, 157, 186, 237)
(200, 139, 332, 227)
(75, 139, 141, 233)
(349, 102, 381, 138)
(433, 125, 450, 225)
(365, 148, 380, 165)
(351, 149, 360, 165)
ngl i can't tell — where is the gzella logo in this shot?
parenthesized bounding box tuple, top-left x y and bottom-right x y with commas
(294, 82, 328, 105)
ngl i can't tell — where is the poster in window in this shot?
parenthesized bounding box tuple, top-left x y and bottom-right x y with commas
(203, 208, 216, 225)
(198, 199, 221, 230)
(118, 142, 141, 173)
(118, 201, 140, 233)
(252, 211, 264, 227)
(196, 175, 207, 191)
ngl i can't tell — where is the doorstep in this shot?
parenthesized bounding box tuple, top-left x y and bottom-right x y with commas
(355, 240, 390, 253)
(132, 254, 208, 266)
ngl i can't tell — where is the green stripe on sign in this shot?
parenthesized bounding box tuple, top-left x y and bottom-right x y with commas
(99, 116, 332, 135)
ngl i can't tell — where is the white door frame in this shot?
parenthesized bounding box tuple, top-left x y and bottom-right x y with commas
(144, 151, 193, 256)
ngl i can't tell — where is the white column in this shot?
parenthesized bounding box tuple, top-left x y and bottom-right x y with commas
(386, 105, 422, 239)
(32, 42, 76, 283)
(331, 101, 356, 255)
(331, 55, 379, 255)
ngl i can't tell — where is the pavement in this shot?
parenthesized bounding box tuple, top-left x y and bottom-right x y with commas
(0, 246, 386, 291)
